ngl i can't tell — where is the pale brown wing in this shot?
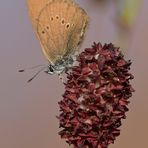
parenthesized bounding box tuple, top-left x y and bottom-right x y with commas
(27, 0, 53, 64)
(37, 0, 89, 64)
(64, 4, 89, 58)
(27, 0, 89, 64)
(27, 0, 74, 34)
(27, 0, 50, 28)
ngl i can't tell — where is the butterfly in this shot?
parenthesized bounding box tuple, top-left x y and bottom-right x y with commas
(27, 0, 89, 75)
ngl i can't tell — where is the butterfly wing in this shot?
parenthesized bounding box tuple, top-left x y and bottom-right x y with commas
(27, 0, 51, 29)
(64, 3, 89, 58)
(27, 0, 89, 64)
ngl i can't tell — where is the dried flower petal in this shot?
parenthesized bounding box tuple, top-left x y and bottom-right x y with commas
(58, 42, 134, 148)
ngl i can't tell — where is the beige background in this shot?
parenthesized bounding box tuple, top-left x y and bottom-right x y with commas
(0, 0, 147, 147)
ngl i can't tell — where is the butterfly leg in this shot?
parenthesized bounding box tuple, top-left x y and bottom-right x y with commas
(58, 73, 66, 83)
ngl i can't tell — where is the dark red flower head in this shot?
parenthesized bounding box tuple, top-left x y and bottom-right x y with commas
(58, 42, 134, 148)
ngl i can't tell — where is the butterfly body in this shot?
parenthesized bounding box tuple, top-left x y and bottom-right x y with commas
(27, 0, 89, 74)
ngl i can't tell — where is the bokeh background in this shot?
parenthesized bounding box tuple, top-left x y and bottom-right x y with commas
(0, 0, 147, 147)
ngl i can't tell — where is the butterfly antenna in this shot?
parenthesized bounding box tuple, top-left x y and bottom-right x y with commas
(18, 64, 46, 72)
(27, 67, 46, 83)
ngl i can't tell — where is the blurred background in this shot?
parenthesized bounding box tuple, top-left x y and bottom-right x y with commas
(0, 0, 147, 147)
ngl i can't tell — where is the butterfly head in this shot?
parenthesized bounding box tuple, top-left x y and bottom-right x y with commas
(45, 61, 66, 75)
(45, 65, 55, 75)
(46, 56, 75, 75)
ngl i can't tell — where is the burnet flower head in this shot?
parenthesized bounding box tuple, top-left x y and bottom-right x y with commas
(58, 42, 134, 148)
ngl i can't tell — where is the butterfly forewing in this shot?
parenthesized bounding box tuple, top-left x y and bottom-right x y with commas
(27, 0, 50, 28)
(27, 0, 89, 67)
